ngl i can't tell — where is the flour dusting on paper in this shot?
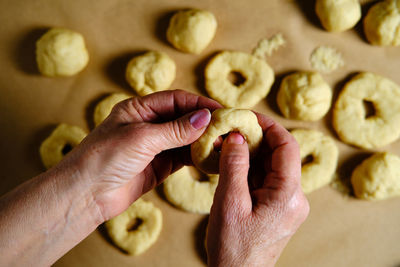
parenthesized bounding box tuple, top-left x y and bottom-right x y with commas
(252, 33, 286, 59)
(310, 46, 344, 73)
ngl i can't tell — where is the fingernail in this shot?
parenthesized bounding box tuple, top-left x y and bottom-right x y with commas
(227, 132, 245, 144)
(190, 109, 211, 129)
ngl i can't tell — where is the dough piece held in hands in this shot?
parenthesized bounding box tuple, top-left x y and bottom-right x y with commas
(277, 71, 332, 121)
(167, 9, 217, 54)
(105, 198, 162, 255)
(93, 93, 131, 126)
(351, 152, 400, 200)
(126, 51, 176, 96)
(36, 28, 89, 76)
(163, 166, 219, 214)
(315, 0, 361, 32)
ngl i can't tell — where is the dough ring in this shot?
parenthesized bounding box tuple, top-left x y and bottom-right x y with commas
(191, 108, 263, 174)
(205, 51, 275, 109)
(93, 93, 131, 126)
(39, 124, 87, 169)
(291, 129, 339, 194)
(125, 51, 176, 96)
(163, 166, 219, 214)
(36, 28, 89, 77)
(351, 152, 400, 200)
(333, 72, 400, 149)
(105, 198, 162, 255)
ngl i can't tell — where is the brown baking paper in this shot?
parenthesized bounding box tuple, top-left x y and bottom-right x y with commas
(0, 0, 399, 266)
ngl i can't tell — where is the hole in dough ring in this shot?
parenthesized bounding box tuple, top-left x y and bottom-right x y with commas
(205, 51, 274, 109)
(93, 93, 132, 127)
(291, 129, 339, 194)
(39, 124, 87, 169)
(191, 108, 263, 174)
(333, 72, 400, 149)
(163, 166, 219, 214)
(105, 198, 162, 255)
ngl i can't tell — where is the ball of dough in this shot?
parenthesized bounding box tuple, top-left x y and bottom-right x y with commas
(105, 198, 162, 255)
(277, 71, 332, 121)
(363, 0, 400, 46)
(191, 108, 263, 174)
(93, 93, 131, 126)
(40, 124, 87, 169)
(333, 72, 400, 149)
(167, 9, 217, 54)
(36, 28, 89, 76)
(126, 51, 176, 96)
(351, 152, 400, 200)
(291, 129, 339, 194)
(315, 0, 361, 32)
(205, 51, 275, 109)
(163, 166, 219, 214)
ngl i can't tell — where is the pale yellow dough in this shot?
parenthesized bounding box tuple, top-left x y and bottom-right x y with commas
(105, 198, 162, 255)
(167, 9, 217, 54)
(310, 46, 344, 73)
(333, 72, 400, 149)
(39, 124, 87, 169)
(364, 0, 400, 46)
(291, 129, 339, 194)
(94, 93, 131, 126)
(277, 71, 332, 121)
(191, 108, 263, 174)
(126, 51, 176, 96)
(315, 0, 361, 32)
(205, 51, 275, 109)
(36, 28, 89, 77)
(163, 166, 219, 214)
(351, 152, 400, 200)
(252, 33, 286, 59)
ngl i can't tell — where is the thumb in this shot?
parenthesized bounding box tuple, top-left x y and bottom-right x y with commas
(212, 132, 252, 218)
(151, 108, 211, 151)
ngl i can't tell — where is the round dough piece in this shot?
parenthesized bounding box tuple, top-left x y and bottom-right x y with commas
(94, 93, 131, 126)
(163, 166, 219, 214)
(105, 198, 162, 255)
(39, 124, 87, 169)
(333, 72, 400, 149)
(351, 152, 400, 200)
(36, 28, 89, 77)
(363, 0, 400, 46)
(167, 9, 217, 54)
(205, 51, 275, 109)
(191, 108, 263, 174)
(126, 51, 176, 96)
(291, 129, 339, 194)
(315, 0, 361, 32)
(277, 71, 332, 121)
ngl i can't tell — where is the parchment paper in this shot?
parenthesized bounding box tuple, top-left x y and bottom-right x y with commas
(0, 0, 399, 266)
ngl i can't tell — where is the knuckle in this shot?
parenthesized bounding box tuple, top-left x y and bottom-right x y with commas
(168, 119, 190, 144)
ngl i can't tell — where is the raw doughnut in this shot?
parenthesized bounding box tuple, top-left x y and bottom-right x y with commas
(363, 0, 400, 46)
(351, 152, 400, 200)
(205, 51, 275, 109)
(291, 129, 339, 194)
(191, 108, 263, 174)
(94, 93, 131, 126)
(105, 198, 162, 255)
(167, 9, 217, 54)
(163, 166, 219, 214)
(315, 0, 361, 32)
(277, 71, 332, 121)
(126, 51, 176, 96)
(333, 72, 400, 149)
(39, 124, 87, 169)
(36, 28, 89, 77)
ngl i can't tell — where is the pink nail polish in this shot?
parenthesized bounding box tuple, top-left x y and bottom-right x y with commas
(227, 132, 245, 144)
(190, 109, 211, 129)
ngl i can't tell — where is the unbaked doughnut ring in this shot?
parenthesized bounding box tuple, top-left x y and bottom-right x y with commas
(291, 129, 339, 194)
(163, 166, 219, 214)
(333, 72, 400, 149)
(93, 93, 131, 126)
(191, 108, 263, 174)
(205, 51, 275, 109)
(105, 198, 162, 255)
(39, 124, 87, 169)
